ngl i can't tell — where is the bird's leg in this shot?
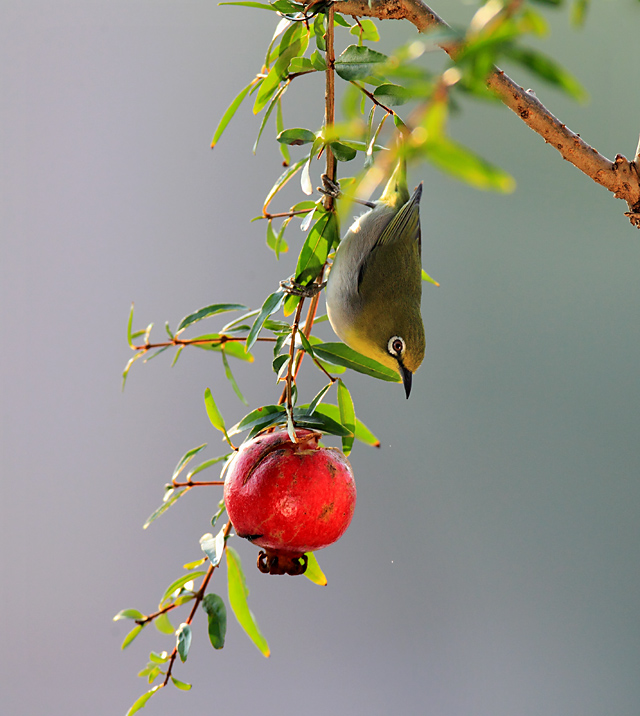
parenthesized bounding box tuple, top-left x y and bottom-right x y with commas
(280, 276, 327, 297)
(318, 174, 376, 209)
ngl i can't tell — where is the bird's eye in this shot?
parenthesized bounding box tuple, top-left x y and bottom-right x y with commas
(388, 336, 405, 356)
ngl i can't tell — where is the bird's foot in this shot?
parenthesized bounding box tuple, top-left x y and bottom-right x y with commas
(280, 277, 326, 298)
(318, 174, 342, 199)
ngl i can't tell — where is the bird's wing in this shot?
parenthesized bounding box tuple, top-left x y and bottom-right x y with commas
(373, 183, 422, 251)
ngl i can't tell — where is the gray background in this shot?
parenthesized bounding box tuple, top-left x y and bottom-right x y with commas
(2, 1, 639, 714)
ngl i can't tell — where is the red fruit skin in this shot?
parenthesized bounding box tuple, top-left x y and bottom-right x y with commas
(224, 429, 356, 555)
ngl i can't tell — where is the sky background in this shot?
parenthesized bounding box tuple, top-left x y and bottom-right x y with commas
(2, 1, 640, 715)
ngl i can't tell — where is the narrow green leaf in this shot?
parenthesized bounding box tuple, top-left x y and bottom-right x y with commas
(176, 303, 246, 334)
(154, 613, 175, 635)
(171, 344, 184, 367)
(211, 499, 226, 529)
(307, 382, 332, 414)
(221, 350, 248, 405)
(121, 624, 144, 650)
(171, 676, 192, 691)
(292, 210, 337, 287)
(304, 552, 328, 586)
(226, 546, 270, 657)
(423, 136, 515, 193)
(204, 388, 227, 436)
(172, 443, 208, 481)
(313, 403, 380, 447)
(122, 352, 144, 391)
(126, 685, 162, 716)
(312, 342, 400, 382)
(176, 623, 192, 663)
(246, 290, 286, 352)
(143, 345, 171, 363)
(228, 404, 286, 436)
(183, 558, 207, 570)
(253, 83, 287, 154)
(337, 379, 356, 456)
(570, 0, 589, 26)
(200, 526, 227, 568)
(143, 488, 188, 529)
(202, 593, 227, 649)
(113, 608, 144, 622)
(504, 46, 587, 102)
(263, 157, 307, 209)
(149, 651, 169, 664)
(219, 1, 276, 9)
(127, 303, 135, 347)
(292, 410, 352, 437)
(146, 665, 162, 684)
(185, 454, 230, 482)
(160, 571, 206, 606)
(334, 44, 388, 81)
(421, 269, 440, 286)
(277, 128, 317, 145)
(275, 95, 290, 165)
(221, 308, 260, 333)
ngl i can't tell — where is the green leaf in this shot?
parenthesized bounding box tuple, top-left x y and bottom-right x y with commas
(310, 49, 326, 71)
(334, 44, 388, 81)
(350, 18, 380, 42)
(176, 623, 192, 663)
(304, 552, 328, 586)
(246, 290, 286, 352)
(121, 624, 144, 650)
(312, 342, 400, 382)
(329, 141, 357, 162)
(126, 685, 162, 716)
(170, 676, 192, 691)
(204, 388, 227, 437)
(176, 303, 246, 334)
(289, 56, 315, 74)
(337, 379, 356, 456)
(272, 353, 290, 377)
(226, 546, 270, 657)
(211, 498, 227, 528)
(154, 613, 175, 635)
(253, 82, 287, 154)
(185, 454, 230, 482)
(264, 157, 307, 208)
(293, 410, 352, 437)
(307, 382, 332, 414)
(149, 651, 169, 664)
(200, 527, 227, 568)
(221, 350, 248, 405)
(219, 1, 276, 9)
(171, 443, 208, 482)
(373, 83, 413, 106)
(292, 210, 338, 287)
(423, 135, 515, 193)
(211, 79, 256, 148)
(202, 593, 227, 649)
(570, 0, 589, 26)
(122, 352, 144, 391)
(127, 303, 135, 348)
(422, 269, 440, 286)
(277, 128, 317, 145)
(143, 488, 188, 529)
(504, 46, 587, 102)
(183, 558, 206, 570)
(313, 403, 380, 447)
(113, 608, 144, 622)
(228, 404, 286, 436)
(160, 571, 206, 606)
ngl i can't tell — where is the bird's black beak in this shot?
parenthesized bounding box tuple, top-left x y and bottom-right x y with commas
(398, 361, 413, 399)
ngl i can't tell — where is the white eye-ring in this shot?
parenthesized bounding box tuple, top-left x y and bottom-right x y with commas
(388, 336, 405, 357)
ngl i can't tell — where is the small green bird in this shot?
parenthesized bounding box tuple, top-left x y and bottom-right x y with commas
(326, 161, 425, 398)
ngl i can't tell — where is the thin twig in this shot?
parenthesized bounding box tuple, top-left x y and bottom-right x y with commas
(161, 521, 233, 687)
(131, 335, 277, 352)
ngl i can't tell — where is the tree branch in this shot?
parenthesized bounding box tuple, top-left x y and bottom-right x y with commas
(336, 0, 640, 227)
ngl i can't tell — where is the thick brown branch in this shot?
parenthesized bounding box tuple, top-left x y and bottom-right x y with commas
(337, 0, 640, 226)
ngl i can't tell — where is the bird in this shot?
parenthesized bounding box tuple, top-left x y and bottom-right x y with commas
(325, 160, 425, 398)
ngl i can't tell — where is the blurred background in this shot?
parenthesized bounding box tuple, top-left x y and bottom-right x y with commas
(2, 1, 639, 714)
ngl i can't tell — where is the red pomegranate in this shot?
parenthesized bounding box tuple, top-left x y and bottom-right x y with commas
(224, 429, 356, 575)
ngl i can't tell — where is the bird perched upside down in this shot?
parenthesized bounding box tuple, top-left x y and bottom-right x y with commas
(325, 161, 425, 398)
